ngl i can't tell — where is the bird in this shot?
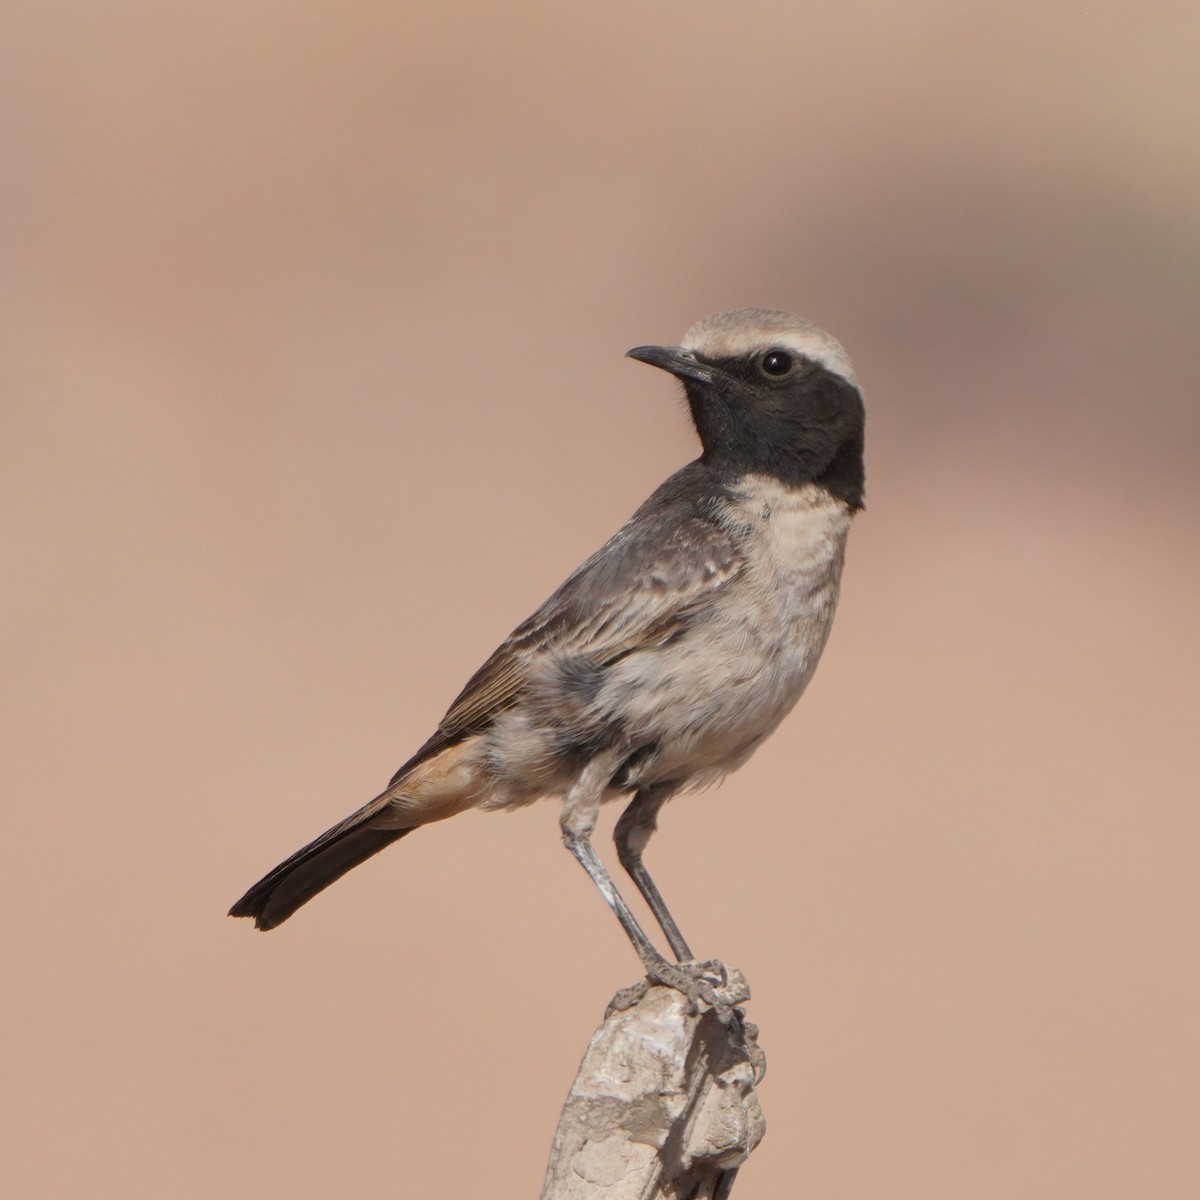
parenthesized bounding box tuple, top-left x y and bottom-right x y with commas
(230, 307, 865, 1001)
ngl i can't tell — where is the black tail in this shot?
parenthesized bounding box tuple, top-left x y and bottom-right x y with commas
(229, 805, 414, 931)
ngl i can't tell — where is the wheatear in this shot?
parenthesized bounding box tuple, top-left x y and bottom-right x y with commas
(231, 308, 865, 1000)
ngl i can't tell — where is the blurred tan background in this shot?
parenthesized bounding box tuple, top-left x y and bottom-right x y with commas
(3, 1, 1198, 1196)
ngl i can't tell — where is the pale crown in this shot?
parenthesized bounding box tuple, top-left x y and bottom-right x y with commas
(682, 307, 857, 387)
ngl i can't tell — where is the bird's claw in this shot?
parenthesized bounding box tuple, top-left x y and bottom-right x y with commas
(605, 959, 754, 1038)
(688, 958, 730, 988)
(606, 978, 652, 1016)
(644, 957, 741, 1026)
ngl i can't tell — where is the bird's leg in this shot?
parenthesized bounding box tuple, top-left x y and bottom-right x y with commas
(614, 785, 695, 962)
(562, 758, 728, 1017)
(560, 752, 665, 970)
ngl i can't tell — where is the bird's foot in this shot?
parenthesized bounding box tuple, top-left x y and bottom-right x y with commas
(607, 977, 653, 1015)
(608, 956, 742, 1027)
(687, 958, 730, 988)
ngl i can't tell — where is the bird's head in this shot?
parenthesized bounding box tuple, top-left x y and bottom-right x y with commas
(627, 308, 865, 509)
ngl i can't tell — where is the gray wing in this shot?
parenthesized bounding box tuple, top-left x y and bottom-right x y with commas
(389, 463, 739, 784)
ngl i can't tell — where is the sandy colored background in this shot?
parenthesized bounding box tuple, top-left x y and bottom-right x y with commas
(3, 2, 1198, 1196)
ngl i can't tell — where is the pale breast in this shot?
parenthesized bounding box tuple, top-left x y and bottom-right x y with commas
(702, 476, 851, 716)
(724, 476, 851, 643)
(594, 478, 852, 788)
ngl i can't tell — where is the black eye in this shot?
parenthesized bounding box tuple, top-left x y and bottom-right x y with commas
(760, 350, 794, 377)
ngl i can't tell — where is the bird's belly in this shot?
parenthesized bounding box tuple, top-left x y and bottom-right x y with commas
(478, 612, 829, 810)
(481, 480, 851, 806)
(608, 489, 849, 789)
(603, 594, 838, 789)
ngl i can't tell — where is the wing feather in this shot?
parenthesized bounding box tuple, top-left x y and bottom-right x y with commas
(390, 463, 738, 786)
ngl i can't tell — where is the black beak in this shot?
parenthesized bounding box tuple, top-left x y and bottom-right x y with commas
(626, 344, 715, 385)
